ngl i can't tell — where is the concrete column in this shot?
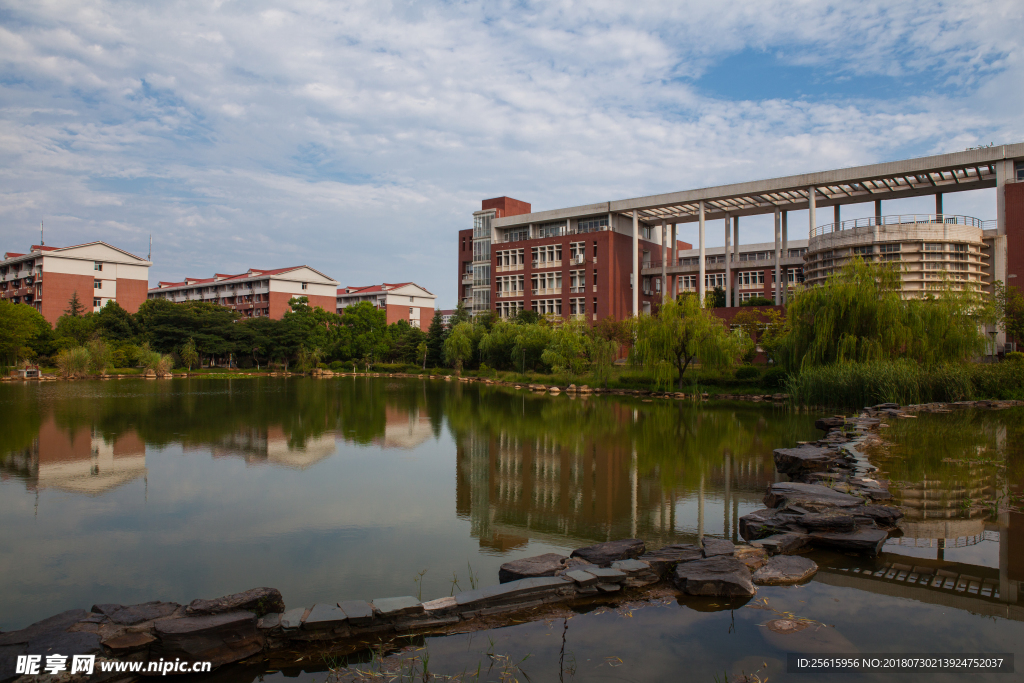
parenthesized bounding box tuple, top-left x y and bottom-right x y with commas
(670, 223, 677, 299)
(808, 186, 817, 240)
(834, 204, 841, 228)
(997, 159, 1011, 236)
(724, 213, 731, 308)
(632, 210, 639, 316)
(698, 201, 706, 306)
(774, 207, 782, 305)
(782, 211, 789, 304)
(935, 192, 943, 218)
(732, 216, 740, 306)
(661, 220, 668, 304)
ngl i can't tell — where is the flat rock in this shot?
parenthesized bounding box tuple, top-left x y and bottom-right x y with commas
(498, 553, 567, 583)
(809, 528, 889, 555)
(609, 559, 651, 573)
(739, 508, 806, 541)
(455, 576, 572, 609)
(753, 556, 818, 585)
(764, 482, 864, 510)
(93, 601, 180, 625)
(279, 607, 306, 629)
(152, 611, 263, 668)
(701, 538, 735, 558)
(27, 631, 101, 657)
(583, 567, 627, 583)
(850, 505, 903, 528)
(674, 557, 756, 597)
(733, 545, 768, 571)
(186, 587, 285, 617)
(565, 570, 600, 587)
(798, 511, 857, 532)
(101, 632, 156, 654)
(338, 600, 374, 626)
(596, 583, 621, 593)
(639, 545, 703, 576)
(421, 597, 457, 612)
(751, 533, 811, 555)
(303, 603, 348, 630)
(814, 417, 846, 431)
(0, 609, 88, 646)
(372, 597, 424, 618)
(257, 613, 281, 629)
(773, 446, 840, 475)
(570, 539, 645, 567)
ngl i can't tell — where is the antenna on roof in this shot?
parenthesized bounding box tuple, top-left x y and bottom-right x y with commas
(148, 234, 152, 261)
(40, 219, 44, 246)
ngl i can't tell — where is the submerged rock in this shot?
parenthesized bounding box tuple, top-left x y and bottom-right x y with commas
(701, 538, 736, 558)
(638, 545, 702, 576)
(570, 539, 645, 567)
(674, 557, 756, 597)
(499, 553, 567, 583)
(733, 545, 768, 571)
(186, 587, 285, 617)
(752, 556, 818, 585)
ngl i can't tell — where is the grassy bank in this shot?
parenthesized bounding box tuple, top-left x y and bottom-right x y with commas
(786, 359, 1024, 408)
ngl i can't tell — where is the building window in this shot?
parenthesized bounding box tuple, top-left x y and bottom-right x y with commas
(853, 246, 874, 255)
(94, 279, 102, 289)
(736, 271, 764, 288)
(536, 221, 565, 239)
(409, 307, 414, 315)
(301, 282, 308, 290)
(1017, 160, 1024, 182)
(94, 262, 103, 271)
(578, 217, 607, 233)
(878, 243, 901, 253)
(504, 228, 529, 242)
(93, 298, 101, 307)
(924, 243, 943, 252)
(680, 275, 698, 291)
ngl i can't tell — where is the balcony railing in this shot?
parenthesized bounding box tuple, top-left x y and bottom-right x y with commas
(495, 264, 523, 273)
(570, 255, 585, 265)
(532, 260, 562, 269)
(497, 290, 523, 298)
(569, 285, 586, 293)
(532, 287, 562, 296)
(812, 214, 994, 238)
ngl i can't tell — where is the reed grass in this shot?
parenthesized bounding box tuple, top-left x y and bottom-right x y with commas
(786, 359, 975, 408)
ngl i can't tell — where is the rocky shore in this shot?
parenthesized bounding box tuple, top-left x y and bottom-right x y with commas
(3, 399, 1019, 682)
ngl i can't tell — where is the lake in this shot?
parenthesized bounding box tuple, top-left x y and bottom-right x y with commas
(1, 377, 1022, 681)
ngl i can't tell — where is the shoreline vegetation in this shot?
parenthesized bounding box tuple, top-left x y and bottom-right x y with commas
(2, 260, 1022, 407)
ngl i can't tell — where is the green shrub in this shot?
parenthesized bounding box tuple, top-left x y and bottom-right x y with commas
(329, 360, 352, 371)
(969, 361, 1024, 400)
(761, 367, 788, 389)
(787, 360, 974, 408)
(1006, 351, 1024, 362)
(734, 366, 760, 380)
(739, 296, 774, 307)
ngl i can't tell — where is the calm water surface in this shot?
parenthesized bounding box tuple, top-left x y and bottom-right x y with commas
(2, 378, 1023, 682)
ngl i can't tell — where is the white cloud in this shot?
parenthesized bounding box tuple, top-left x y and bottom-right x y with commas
(0, 0, 1021, 301)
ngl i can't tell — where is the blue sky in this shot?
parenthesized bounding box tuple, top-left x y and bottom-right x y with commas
(1, 0, 1022, 305)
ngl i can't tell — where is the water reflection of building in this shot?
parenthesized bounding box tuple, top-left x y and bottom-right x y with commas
(373, 406, 433, 450)
(454, 412, 781, 551)
(0, 418, 147, 495)
(210, 427, 337, 469)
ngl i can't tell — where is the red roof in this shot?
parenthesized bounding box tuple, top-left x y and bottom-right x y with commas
(338, 282, 414, 295)
(150, 266, 334, 292)
(4, 253, 25, 259)
(31, 245, 60, 251)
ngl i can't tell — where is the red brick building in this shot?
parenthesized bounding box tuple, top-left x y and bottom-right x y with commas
(336, 282, 436, 329)
(149, 266, 338, 319)
(0, 242, 152, 325)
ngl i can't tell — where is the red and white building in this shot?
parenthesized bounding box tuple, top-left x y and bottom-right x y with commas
(1, 242, 151, 325)
(336, 282, 436, 328)
(149, 266, 338, 319)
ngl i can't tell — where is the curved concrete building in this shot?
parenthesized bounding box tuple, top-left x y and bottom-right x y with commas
(805, 214, 992, 295)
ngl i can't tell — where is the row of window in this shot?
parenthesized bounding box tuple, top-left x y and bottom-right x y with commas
(679, 268, 805, 290)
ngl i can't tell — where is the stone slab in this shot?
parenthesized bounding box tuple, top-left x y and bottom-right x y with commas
(151, 611, 263, 668)
(764, 482, 864, 510)
(773, 446, 840, 475)
(809, 528, 889, 555)
(753, 556, 819, 585)
(257, 613, 281, 630)
(701, 538, 735, 558)
(739, 508, 806, 541)
(498, 553, 567, 583)
(455, 576, 573, 608)
(372, 597, 424, 618)
(674, 557, 756, 597)
(582, 567, 626, 583)
(733, 545, 768, 571)
(751, 534, 811, 555)
(798, 511, 857, 532)
(101, 632, 155, 654)
(186, 587, 284, 617)
(93, 601, 180, 625)
(610, 559, 651, 573)
(569, 539, 645, 567)
(338, 600, 374, 626)
(565, 570, 600, 587)
(421, 597, 457, 612)
(279, 607, 306, 630)
(596, 583, 621, 593)
(303, 603, 348, 630)
(0, 609, 88, 646)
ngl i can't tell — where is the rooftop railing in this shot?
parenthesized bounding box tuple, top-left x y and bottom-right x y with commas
(812, 214, 994, 238)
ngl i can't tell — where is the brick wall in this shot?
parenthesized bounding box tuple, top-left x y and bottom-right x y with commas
(481, 197, 532, 218)
(41, 272, 96, 326)
(458, 228, 473, 304)
(386, 304, 434, 327)
(116, 278, 149, 314)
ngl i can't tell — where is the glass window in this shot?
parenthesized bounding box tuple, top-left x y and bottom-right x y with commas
(93, 262, 103, 271)
(94, 279, 102, 289)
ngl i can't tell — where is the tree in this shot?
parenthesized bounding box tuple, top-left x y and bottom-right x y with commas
(708, 286, 726, 308)
(95, 301, 136, 340)
(179, 337, 199, 371)
(740, 296, 775, 307)
(733, 307, 786, 365)
(514, 310, 541, 325)
(425, 309, 445, 367)
(0, 301, 48, 366)
(443, 321, 476, 374)
(417, 341, 428, 369)
(776, 260, 992, 370)
(630, 296, 752, 390)
(541, 319, 591, 376)
(64, 292, 85, 317)
(996, 281, 1024, 348)
(453, 300, 471, 325)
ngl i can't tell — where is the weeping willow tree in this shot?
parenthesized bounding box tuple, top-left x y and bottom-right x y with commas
(629, 296, 752, 390)
(778, 259, 994, 371)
